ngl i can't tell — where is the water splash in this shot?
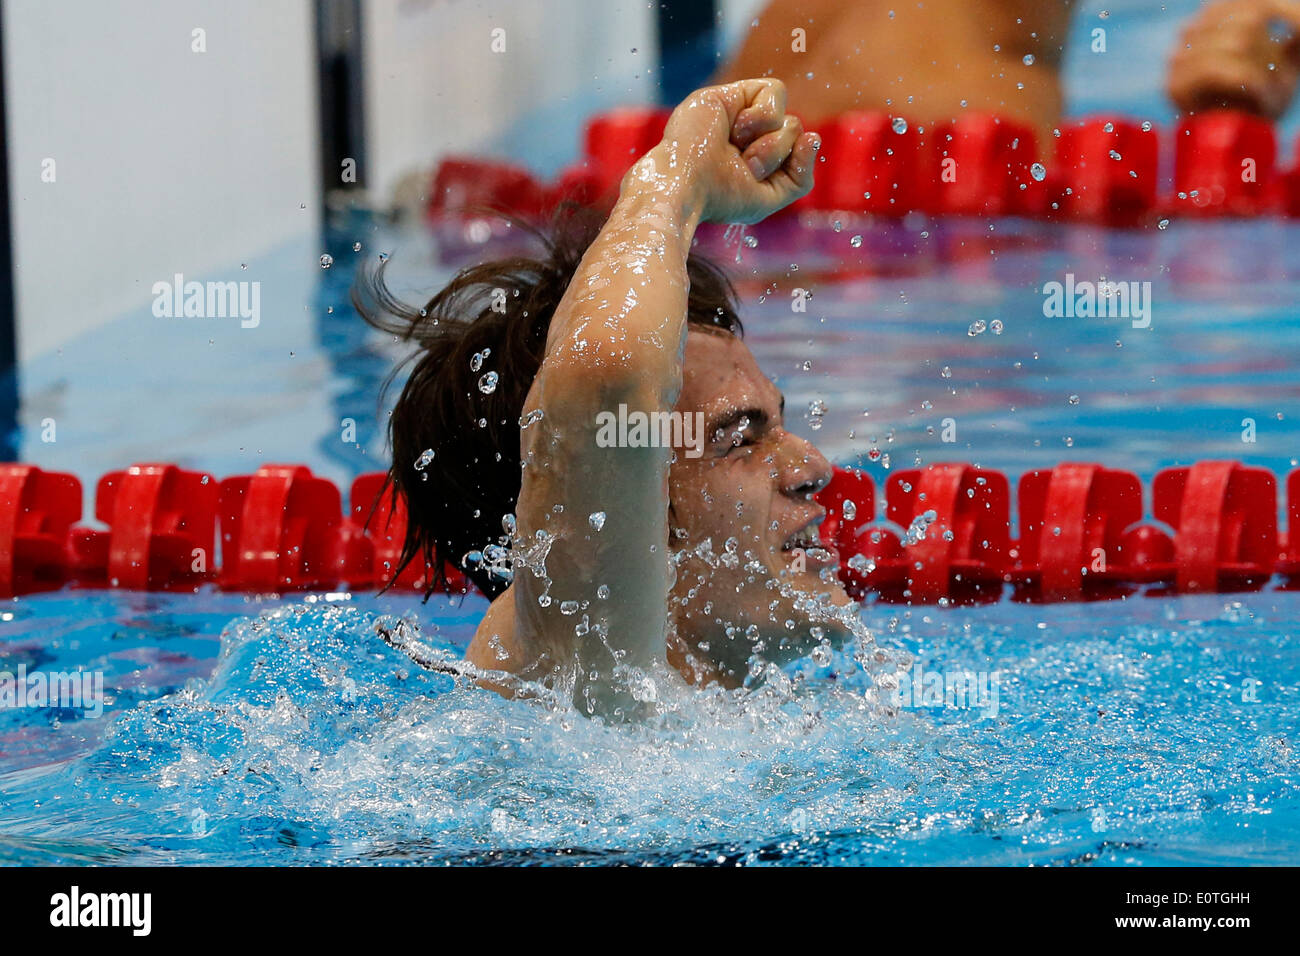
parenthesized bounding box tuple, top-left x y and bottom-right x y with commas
(414, 448, 435, 480)
(3, 592, 1298, 866)
(902, 509, 938, 546)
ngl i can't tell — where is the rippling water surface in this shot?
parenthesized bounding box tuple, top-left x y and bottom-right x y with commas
(6, 205, 1300, 865)
(2, 584, 1297, 866)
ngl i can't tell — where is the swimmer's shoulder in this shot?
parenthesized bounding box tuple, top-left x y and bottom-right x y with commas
(468, 587, 526, 673)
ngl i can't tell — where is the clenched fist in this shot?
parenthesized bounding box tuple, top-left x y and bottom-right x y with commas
(626, 79, 821, 225)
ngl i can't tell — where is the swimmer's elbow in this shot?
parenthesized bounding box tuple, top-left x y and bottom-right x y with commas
(542, 341, 681, 411)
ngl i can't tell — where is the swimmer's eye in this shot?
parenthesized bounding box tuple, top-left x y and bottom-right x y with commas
(719, 429, 757, 455)
(712, 414, 765, 456)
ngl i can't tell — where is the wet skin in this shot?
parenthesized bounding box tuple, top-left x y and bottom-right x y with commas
(465, 80, 853, 706)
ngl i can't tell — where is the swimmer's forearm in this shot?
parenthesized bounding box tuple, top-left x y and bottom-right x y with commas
(507, 82, 812, 710)
(539, 145, 703, 407)
(511, 148, 704, 686)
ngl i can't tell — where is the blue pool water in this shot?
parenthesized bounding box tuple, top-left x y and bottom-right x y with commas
(2, 587, 1297, 865)
(5, 0, 1300, 864)
(3, 208, 1300, 865)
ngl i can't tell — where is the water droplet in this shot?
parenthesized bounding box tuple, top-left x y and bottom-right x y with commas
(588, 511, 606, 531)
(1023, 53, 1035, 65)
(319, 254, 334, 269)
(414, 448, 435, 471)
(990, 319, 1004, 334)
(1157, 218, 1170, 230)
(1108, 149, 1121, 161)
(940, 366, 952, 379)
(850, 234, 863, 248)
(470, 348, 490, 372)
(1068, 394, 1080, 405)
(1030, 162, 1046, 182)
(968, 320, 986, 336)
(478, 371, 499, 394)
(891, 116, 908, 134)
(806, 398, 827, 432)
(847, 554, 876, 574)
(902, 509, 938, 546)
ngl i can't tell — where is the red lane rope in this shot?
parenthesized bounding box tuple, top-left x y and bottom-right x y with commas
(428, 108, 1299, 224)
(2, 460, 1296, 603)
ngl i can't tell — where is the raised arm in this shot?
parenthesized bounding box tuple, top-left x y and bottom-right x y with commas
(505, 80, 819, 715)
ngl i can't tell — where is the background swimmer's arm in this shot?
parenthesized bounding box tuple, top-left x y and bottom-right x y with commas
(1168, 0, 1300, 119)
(509, 80, 818, 713)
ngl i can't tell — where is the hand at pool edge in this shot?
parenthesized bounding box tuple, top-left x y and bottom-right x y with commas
(1168, 0, 1300, 119)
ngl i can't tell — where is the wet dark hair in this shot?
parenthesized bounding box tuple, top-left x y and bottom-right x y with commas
(353, 206, 743, 599)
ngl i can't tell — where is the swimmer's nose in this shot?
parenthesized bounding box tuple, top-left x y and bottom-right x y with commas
(779, 433, 832, 499)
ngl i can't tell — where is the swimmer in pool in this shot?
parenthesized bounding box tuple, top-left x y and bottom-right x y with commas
(718, 0, 1300, 151)
(359, 79, 857, 716)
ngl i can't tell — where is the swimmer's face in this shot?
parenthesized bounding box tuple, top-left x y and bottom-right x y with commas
(667, 330, 854, 683)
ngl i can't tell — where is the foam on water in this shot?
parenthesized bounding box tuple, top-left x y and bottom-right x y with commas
(3, 590, 1298, 866)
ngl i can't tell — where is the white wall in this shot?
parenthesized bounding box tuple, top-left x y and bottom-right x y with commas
(361, 0, 658, 203)
(4, 0, 321, 362)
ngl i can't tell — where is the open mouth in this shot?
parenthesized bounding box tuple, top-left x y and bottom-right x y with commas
(781, 521, 837, 567)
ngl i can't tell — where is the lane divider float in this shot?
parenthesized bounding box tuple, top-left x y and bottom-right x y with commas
(2, 460, 1297, 603)
(427, 107, 1300, 226)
